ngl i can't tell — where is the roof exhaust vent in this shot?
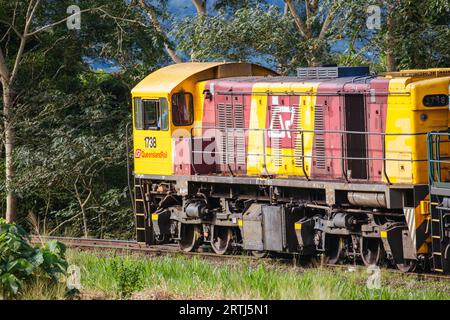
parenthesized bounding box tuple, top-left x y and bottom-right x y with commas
(296, 66, 370, 80)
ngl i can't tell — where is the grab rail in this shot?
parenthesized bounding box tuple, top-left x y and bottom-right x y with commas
(428, 132, 450, 186)
(188, 126, 432, 184)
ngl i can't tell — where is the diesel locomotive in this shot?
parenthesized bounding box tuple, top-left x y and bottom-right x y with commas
(131, 62, 450, 272)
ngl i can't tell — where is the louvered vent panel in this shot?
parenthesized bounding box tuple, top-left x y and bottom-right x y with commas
(225, 104, 234, 165)
(270, 106, 283, 167)
(314, 106, 326, 169)
(297, 67, 339, 80)
(293, 105, 304, 168)
(217, 104, 227, 164)
(234, 105, 246, 165)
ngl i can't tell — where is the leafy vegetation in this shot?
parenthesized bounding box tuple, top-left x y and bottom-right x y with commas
(110, 258, 145, 299)
(65, 251, 450, 300)
(0, 218, 67, 299)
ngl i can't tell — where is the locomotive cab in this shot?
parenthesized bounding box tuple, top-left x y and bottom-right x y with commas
(131, 62, 276, 177)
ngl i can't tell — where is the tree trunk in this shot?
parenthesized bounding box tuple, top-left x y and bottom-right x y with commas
(2, 81, 17, 223)
(80, 203, 88, 238)
(191, 0, 206, 16)
(164, 44, 182, 64)
(137, 0, 183, 64)
(386, 6, 396, 72)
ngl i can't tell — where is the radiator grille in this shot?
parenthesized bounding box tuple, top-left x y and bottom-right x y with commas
(314, 106, 326, 169)
(217, 104, 228, 164)
(297, 67, 338, 80)
(217, 103, 245, 166)
(234, 104, 246, 165)
(293, 105, 304, 168)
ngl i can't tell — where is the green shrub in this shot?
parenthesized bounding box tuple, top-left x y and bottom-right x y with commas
(111, 258, 144, 299)
(0, 218, 68, 299)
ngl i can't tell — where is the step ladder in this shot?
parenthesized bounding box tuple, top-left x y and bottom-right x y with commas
(134, 178, 153, 244)
(430, 198, 450, 272)
(427, 132, 450, 272)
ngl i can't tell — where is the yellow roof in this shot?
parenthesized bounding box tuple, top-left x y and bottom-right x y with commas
(131, 62, 276, 95)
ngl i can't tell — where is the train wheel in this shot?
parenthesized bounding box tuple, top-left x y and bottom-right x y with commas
(324, 234, 344, 265)
(360, 237, 385, 266)
(396, 259, 417, 273)
(251, 250, 269, 258)
(211, 226, 233, 255)
(179, 224, 201, 252)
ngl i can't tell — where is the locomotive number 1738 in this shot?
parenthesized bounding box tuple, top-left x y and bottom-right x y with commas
(144, 136, 157, 148)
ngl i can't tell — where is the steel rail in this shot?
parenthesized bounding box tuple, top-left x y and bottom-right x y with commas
(29, 236, 450, 282)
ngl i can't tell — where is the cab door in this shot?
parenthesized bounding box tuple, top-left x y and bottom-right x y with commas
(133, 96, 172, 176)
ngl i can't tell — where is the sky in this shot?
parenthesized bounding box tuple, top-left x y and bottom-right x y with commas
(167, 0, 286, 17)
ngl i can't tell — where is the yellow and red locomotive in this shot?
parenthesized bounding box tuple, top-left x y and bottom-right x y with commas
(131, 62, 450, 272)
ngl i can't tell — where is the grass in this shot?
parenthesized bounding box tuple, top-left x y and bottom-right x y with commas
(52, 250, 450, 300)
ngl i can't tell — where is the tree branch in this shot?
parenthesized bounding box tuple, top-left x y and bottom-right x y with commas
(48, 212, 82, 236)
(305, 0, 311, 22)
(191, 0, 206, 16)
(0, 47, 10, 81)
(96, 8, 148, 28)
(26, 7, 104, 37)
(318, 1, 341, 40)
(9, 0, 37, 84)
(136, 0, 182, 63)
(284, 0, 312, 39)
(0, 19, 24, 41)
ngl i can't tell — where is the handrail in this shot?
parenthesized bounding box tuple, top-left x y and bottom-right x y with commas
(187, 126, 436, 182)
(192, 126, 429, 137)
(189, 127, 198, 175)
(428, 131, 450, 186)
(301, 131, 309, 180)
(382, 134, 392, 185)
(214, 91, 411, 97)
(340, 132, 349, 182)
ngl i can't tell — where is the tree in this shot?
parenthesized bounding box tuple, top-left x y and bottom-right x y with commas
(0, 1, 98, 223)
(13, 71, 137, 238)
(173, 1, 367, 73)
(0, 0, 166, 224)
(130, 0, 210, 63)
(379, 0, 450, 71)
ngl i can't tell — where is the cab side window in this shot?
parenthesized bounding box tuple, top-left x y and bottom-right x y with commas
(143, 100, 159, 129)
(172, 92, 194, 126)
(134, 97, 169, 131)
(134, 97, 144, 129)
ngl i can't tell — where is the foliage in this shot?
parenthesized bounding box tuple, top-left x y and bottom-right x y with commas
(173, 0, 450, 72)
(0, 218, 68, 298)
(357, 0, 450, 70)
(174, 5, 306, 74)
(173, 1, 373, 73)
(11, 71, 135, 238)
(0, 0, 161, 236)
(68, 250, 450, 300)
(111, 257, 144, 299)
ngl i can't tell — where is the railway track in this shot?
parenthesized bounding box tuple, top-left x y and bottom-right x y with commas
(28, 235, 255, 262)
(29, 235, 450, 282)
